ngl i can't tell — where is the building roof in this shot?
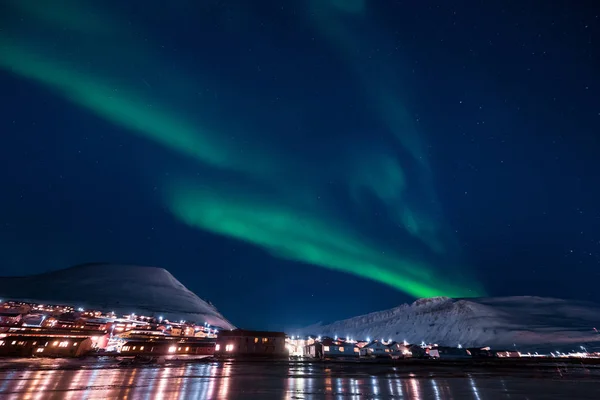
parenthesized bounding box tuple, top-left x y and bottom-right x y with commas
(123, 338, 215, 346)
(317, 338, 356, 346)
(1, 335, 91, 343)
(0, 311, 22, 317)
(5, 328, 107, 337)
(363, 340, 389, 348)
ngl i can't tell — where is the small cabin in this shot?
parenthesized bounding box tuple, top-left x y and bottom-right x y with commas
(305, 338, 358, 359)
(388, 342, 412, 359)
(493, 350, 521, 358)
(467, 347, 494, 358)
(215, 329, 287, 358)
(407, 344, 427, 358)
(359, 341, 391, 358)
(0, 311, 22, 325)
(429, 346, 472, 359)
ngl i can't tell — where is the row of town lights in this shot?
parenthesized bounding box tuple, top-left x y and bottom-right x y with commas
(102, 311, 219, 332)
(293, 336, 440, 348)
(291, 335, 410, 344)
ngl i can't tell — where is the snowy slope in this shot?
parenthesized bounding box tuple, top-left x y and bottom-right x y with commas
(0, 263, 235, 329)
(301, 296, 600, 349)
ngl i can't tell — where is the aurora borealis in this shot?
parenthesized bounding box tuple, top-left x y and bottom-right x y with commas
(1, 0, 599, 328)
(0, 0, 479, 298)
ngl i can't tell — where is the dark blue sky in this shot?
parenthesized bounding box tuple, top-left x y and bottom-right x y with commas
(0, 0, 599, 330)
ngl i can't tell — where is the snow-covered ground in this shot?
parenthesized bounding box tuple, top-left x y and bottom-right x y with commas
(0, 263, 234, 329)
(300, 296, 600, 350)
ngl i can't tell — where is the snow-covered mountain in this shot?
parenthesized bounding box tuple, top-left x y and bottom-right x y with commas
(300, 296, 600, 350)
(0, 263, 235, 329)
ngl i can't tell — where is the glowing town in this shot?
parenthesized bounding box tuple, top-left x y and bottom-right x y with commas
(0, 299, 597, 362)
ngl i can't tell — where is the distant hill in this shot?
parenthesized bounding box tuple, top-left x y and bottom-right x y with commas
(0, 263, 235, 330)
(300, 296, 600, 350)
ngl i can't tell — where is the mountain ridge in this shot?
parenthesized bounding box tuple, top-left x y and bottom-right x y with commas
(0, 263, 235, 329)
(300, 296, 600, 350)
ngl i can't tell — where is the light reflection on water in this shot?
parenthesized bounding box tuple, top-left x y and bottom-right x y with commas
(0, 362, 598, 399)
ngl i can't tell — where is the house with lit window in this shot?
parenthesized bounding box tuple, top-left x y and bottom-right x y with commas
(407, 344, 427, 358)
(0, 334, 94, 357)
(466, 347, 494, 358)
(492, 349, 521, 358)
(305, 338, 359, 359)
(0, 311, 23, 326)
(387, 341, 412, 359)
(359, 340, 391, 358)
(119, 339, 215, 356)
(428, 346, 472, 359)
(214, 329, 286, 358)
(0, 327, 110, 352)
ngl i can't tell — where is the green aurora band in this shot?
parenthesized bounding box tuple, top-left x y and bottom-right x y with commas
(309, 0, 448, 254)
(168, 184, 477, 298)
(0, 0, 484, 298)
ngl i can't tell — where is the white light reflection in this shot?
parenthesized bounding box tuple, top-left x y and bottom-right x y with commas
(297, 374, 306, 399)
(396, 377, 403, 397)
(0, 371, 16, 393)
(286, 370, 295, 400)
(194, 364, 210, 400)
(335, 377, 343, 399)
(388, 376, 395, 397)
(371, 376, 379, 396)
(218, 363, 231, 398)
(431, 379, 441, 400)
(500, 378, 510, 397)
(470, 377, 481, 400)
(156, 367, 171, 399)
(141, 367, 156, 400)
(306, 366, 314, 395)
(206, 364, 217, 399)
(87, 369, 100, 394)
(350, 378, 360, 400)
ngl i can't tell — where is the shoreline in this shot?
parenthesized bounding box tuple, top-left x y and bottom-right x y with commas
(1, 355, 600, 372)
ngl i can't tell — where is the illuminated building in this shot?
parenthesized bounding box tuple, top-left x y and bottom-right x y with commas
(119, 339, 215, 356)
(305, 337, 359, 359)
(215, 329, 286, 358)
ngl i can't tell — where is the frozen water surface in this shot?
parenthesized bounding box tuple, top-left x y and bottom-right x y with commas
(0, 360, 598, 399)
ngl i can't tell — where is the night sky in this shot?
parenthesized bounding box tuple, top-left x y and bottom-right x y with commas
(1, 0, 599, 331)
